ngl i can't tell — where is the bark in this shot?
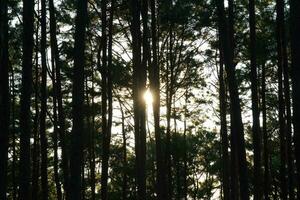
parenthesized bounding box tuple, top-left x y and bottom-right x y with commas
(0, 0, 9, 197)
(275, 0, 288, 199)
(48, 0, 70, 197)
(248, 0, 262, 199)
(280, 0, 295, 198)
(183, 90, 188, 200)
(166, 5, 175, 197)
(216, 0, 249, 199)
(11, 67, 17, 200)
(32, 26, 40, 200)
(290, 0, 300, 198)
(130, 0, 147, 198)
(88, 53, 96, 200)
(119, 100, 128, 200)
(149, 0, 167, 199)
(218, 47, 230, 200)
(262, 62, 270, 200)
(19, 0, 35, 196)
(40, 0, 49, 197)
(69, 0, 88, 197)
(51, 36, 62, 200)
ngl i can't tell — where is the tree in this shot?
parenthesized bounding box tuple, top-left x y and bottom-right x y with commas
(218, 47, 230, 200)
(19, 0, 35, 197)
(48, 0, 70, 197)
(130, 0, 147, 198)
(248, 0, 262, 199)
(149, 0, 167, 199)
(0, 0, 9, 198)
(216, 0, 249, 199)
(100, 0, 114, 199)
(276, 0, 288, 198)
(40, 0, 49, 198)
(69, 0, 88, 197)
(290, 0, 300, 198)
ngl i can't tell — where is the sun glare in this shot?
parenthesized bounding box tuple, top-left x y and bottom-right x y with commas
(143, 89, 153, 105)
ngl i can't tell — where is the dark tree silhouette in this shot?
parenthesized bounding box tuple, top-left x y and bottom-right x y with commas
(69, 0, 87, 198)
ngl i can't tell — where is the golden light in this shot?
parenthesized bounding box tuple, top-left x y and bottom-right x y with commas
(143, 89, 153, 105)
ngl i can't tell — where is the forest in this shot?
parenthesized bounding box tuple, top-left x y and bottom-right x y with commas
(0, 0, 300, 199)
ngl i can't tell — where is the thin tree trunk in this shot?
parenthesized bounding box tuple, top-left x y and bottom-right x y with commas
(280, 1, 295, 198)
(51, 39, 62, 200)
(130, 0, 147, 198)
(100, 0, 110, 199)
(218, 47, 230, 200)
(149, 0, 167, 199)
(290, 0, 300, 198)
(262, 62, 270, 200)
(11, 66, 17, 200)
(119, 100, 128, 200)
(69, 0, 88, 197)
(0, 0, 9, 197)
(248, 0, 262, 199)
(40, 0, 49, 197)
(48, 0, 70, 197)
(19, 0, 35, 196)
(216, 0, 249, 199)
(275, 0, 288, 199)
(32, 25, 40, 200)
(183, 90, 188, 200)
(88, 51, 96, 200)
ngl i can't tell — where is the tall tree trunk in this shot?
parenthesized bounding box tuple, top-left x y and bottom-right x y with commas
(51, 38, 62, 200)
(69, 0, 87, 197)
(32, 25, 40, 200)
(183, 90, 188, 200)
(248, 0, 262, 199)
(149, 0, 167, 199)
(275, 0, 288, 199)
(280, 0, 295, 198)
(88, 52, 96, 200)
(99, 0, 113, 199)
(40, 0, 49, 198)
(130, 0, 147, 198)
(19, 0, 35, 196)
(218, 47, 230, 200)
(48, 0, 70, 197)
(216, 0, 249, 199)
(0, 0, 9, 198)
(11, 67, 17, 200)
(290, 0, 300, 198)
(262, 62, 270, 200)
(0, 0, 9, 197)
(119, 99, 128, 200)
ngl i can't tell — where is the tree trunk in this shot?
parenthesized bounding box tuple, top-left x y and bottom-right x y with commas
(51, 36, 63, 200)
(130, 0, 147, 198)
(248, 0, 262, 199)
(32, 25, 40, 200)
(262, 62, 270, 200)
(280, 0, 295, 198)
(19, 0, 35, 196)
(40, 0, 49, 198)
(69, 0, 87, 197)
(218, 46, 230, 200)
(48, 0, 70, 197)
(149, 0, 167, 199)
(216, 0, 249, 199)
(275, 0, 288, 199)
(119, 100, 128, 200)
(11, 67, 17, 200)
(0, 0, 9, 197)
(290, 0, 300, 198)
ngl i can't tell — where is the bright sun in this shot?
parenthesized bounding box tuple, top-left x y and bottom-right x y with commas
(143, 89, 153, 105)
